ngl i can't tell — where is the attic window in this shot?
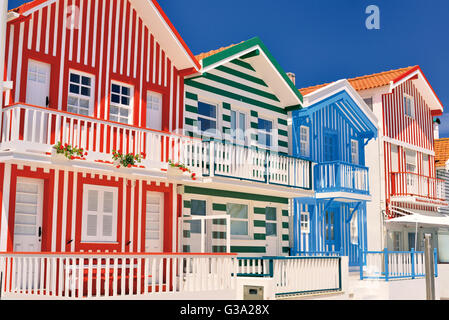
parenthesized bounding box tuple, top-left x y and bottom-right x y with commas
(363, 98, 373, 111)
(404, 94, 415, 118)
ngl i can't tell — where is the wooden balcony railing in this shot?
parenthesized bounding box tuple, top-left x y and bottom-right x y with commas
(203, 140, 313, 190)
(0, 103, 204, 174)
(314, 161, 370, 195)
(391, 172, 446, 201)
(0, 252, 237, 300)
(0, 104, 312, 190)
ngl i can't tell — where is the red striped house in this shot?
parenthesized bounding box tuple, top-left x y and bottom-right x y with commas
(300, 66, 447, 252)
(0, 0, 202, 255)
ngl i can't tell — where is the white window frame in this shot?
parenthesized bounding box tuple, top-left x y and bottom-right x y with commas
(300, 211, 310, 234)
(351, 139, 359, 165)
(82, 185, 119, 243)
(258, 116, 275, 149)
(350, 210, 358, 245)
(227, 202, 252, 240)
(109, 81, 134, 125)
(146, 90, 163, 130)
(197, 99, 219, 137)
(300, 126, 310, 158)
(404, 93, 415, 118)
(230, 108, 249, 144)
(405, 149, 417, 173)
(67, 70, 95, 116)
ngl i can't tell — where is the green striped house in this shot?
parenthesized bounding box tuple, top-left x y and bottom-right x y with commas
(181, 37, 307, 256)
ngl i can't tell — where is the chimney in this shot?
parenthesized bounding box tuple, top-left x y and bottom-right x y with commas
(286, 72, 296, 85)
(434, 118, 441, 140)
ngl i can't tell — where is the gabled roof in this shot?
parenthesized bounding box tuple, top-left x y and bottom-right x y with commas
(8, 0, 201, 72)
(195, 37, 303, 109)
(299, 66, 444, 115)
(294, 79, 378, 139)
(299, 66, 417, 96)
(435, 138, 449, 168)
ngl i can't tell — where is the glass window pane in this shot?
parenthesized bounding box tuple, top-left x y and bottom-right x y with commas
(227, 204, 248, 219)
(191, 200, 206, 216)
(81, 76, 91, 86)
(199, 118, 217, 132)
(122, 86, 130, 96)
(81, 86, 91, 97)
(266, 222, 277, 236)
(70, 84, 80, 94)
(70, 73, 80, 84)
(112, 84, 120, 94)
(111, 94, 120, 104)
(190, 220, 201, 234)
(231, 221, 248, 236)
(198, 102, 217, 118)
(266, 207, 277, 221)
(103, 215, 113, 237)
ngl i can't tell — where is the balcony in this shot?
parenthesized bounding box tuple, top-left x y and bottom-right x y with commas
(0, 104, 312, 193)
(202, 140, 312, 190)
(390, 172, 447, 206)
(314, 161, 370, 201)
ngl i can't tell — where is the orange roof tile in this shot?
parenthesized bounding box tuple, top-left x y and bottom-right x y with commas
(195, 42, 242, 62)
(299, 66, 418, 96)
(435, 138, 449, 167)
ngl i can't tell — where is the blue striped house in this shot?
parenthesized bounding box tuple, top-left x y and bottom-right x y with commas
(290, 80, 379, 266)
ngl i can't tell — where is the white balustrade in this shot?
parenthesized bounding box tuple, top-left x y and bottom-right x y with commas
(391, 172, 445, 201)
(0, 252, 237, 300)
(315, 161, 369, 194)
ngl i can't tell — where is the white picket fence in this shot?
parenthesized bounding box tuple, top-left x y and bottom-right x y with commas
(361, 249, 438, 280)
(0, 253, 237, 300)
(237, 257, 342, 296)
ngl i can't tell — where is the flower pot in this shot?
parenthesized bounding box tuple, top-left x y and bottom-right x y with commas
(51, 149, 70, 163)
(167, 165, 191, 177)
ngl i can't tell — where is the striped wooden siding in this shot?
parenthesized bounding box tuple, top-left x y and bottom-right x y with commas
(184, 58, 289, 154)
(180, 187, 290, 255)
(4, 0, 184, 131)
(382, 80, 434, 151)
(0, 163, 177, 253)
(297, 102, 365, 164)
(293, 199, 367, 266)
(437, 169, 449, 215)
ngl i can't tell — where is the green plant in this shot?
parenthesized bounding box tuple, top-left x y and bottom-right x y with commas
(53, 142, 87, 160)
(112, 150, 143, 168)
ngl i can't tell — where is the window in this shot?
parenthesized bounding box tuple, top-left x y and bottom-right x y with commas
(197, 101, 218, 134)
(146, 91, 162, 131)
(258, 118, 273, 148)
(404, 94, 415, 118)
(351, 140, 359, 165)
(300, 212, 310, 234)
(110, 82, 133, 124)
(390, 231, 403, 251)
(227, 203, 249, 237)
(405, 149, 417, 173)
(391, 145, 399, 172)
(68, 71, 94, 116)
(266, 207, 277, 237)
(190, 200, 206, 234)
(364, 97, 373, 111)
(300, 126, 310, 157)
(82, 185, 118, 243)
(231, 110, 247, 143)
(423, 154, 430, 177)
(350, 210, 358, 245)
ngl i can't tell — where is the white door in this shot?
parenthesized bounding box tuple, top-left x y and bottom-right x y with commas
(13, 178, 44, 252)
(265, 207, 280, 256)
(26, 60, 51, 107)
(145, 192, 164, 253)
(146, 91, 162, 131)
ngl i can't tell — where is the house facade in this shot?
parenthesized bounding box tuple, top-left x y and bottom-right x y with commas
(435, 138, 449, 263)
(298, 66, 447, 260)
(179, 38, 314, 256)
(290, 80, 378, 267)
(0, 0, 203, 255)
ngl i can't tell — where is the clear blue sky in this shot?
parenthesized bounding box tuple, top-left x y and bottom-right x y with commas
(8, 0, 449, 137)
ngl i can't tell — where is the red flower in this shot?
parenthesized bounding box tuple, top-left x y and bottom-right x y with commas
(70, 156, 75, 160)
(127, 164, 132, 168)
(59, 145, 64, 150)
(192, 173, 196, 178)
(116, 165, 121, 169)
(85, 152, 88, 156)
